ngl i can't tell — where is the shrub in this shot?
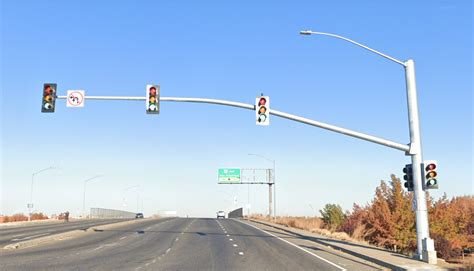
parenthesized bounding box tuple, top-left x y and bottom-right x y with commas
(319, 204, 345, 231)
(31, 212, 49, 221)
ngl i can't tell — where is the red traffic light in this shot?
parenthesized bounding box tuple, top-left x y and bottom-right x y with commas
(44, 85, 53, 95)
(426, 163, 436, 171)
(149, 86, 157, 96)
(259, 98, 266, 106)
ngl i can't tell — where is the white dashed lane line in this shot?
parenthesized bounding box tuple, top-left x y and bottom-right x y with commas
(93, 243, 117, 251)
(237, 220, 346, 271)
(218, 220, 244, 256)
(11, 233, 49, 241)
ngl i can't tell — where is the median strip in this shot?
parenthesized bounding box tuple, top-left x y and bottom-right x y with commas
(3, 218, 160, 250)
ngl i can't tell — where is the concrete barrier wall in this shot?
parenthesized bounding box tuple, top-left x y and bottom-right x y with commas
(90, 208, 136, 218)
(228, 208, 243, 218)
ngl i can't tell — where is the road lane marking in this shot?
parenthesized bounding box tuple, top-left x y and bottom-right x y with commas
(229, 238, 233, 241)
(119, 236, 127, 240)
(56, 236, 73, 241)
(226, 234, 230, 237)
(93, 243, 117, 251)
(239, 252, 244, 255)
(11, 233, 49, 241)
(233, 244, 238, 247)
(10, 234, 28, 238)
(238, 220, 347, 271)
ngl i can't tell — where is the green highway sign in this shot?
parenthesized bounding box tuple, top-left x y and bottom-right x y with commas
(218, 168, 241, 183)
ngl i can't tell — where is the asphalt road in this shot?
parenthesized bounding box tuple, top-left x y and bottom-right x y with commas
(0, 219, 132, 247)
(1, 218, 381, 270)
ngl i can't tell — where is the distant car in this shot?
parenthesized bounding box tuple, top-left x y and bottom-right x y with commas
(217, 211, 225, 219)
(135, 213, 144, 219)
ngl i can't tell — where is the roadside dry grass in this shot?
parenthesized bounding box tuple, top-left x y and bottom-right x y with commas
(249, 214, 471, 269)
(0, 213, 49, 223)
(249, 214, 367, 245)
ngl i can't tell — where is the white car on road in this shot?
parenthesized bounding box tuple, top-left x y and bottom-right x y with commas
(217, 211, 225, 219)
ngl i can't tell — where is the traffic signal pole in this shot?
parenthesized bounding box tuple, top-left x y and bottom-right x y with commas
(300, 31, 436, 263)
(405, 60, 436, 263)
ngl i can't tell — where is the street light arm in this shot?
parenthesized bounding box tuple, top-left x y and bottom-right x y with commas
(32, 166, 54, 176)
(248, 153, 274, 164)
(300, 30, 406, 67)
(122, 185, 140, 192)
(84, 175, 102, 184)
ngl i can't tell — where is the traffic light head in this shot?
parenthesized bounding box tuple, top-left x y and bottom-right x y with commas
(146, 85, 160, 114)
(403, 164, 414, 191)
(424, 160, 438, 189)
(42, 83, 57, 113)
(256, 96, 270, 126)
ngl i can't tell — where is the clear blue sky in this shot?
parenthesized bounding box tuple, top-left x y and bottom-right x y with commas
(1, 0, 472, 217)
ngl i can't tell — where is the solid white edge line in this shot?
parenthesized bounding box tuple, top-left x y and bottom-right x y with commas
(236, 220, 347, 271)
